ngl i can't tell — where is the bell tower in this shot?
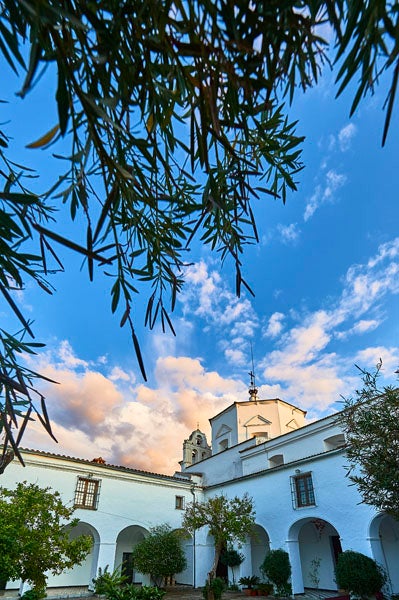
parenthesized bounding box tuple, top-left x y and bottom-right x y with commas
(180, 428, 211, 471)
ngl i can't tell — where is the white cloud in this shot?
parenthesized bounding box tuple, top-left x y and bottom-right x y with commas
(336, 319, 380, 340)
(179, 259, 259, 347)
(338, 123, 357, 152)
(224, 348, 246, 366)
(304, 169, 347, 221)
(57, 340, 89, 369)
(353, 346, 399, 373)
(20, 240, 399, 475)
(277, 223, 301, 244)
(260, 238, 399, 413)
(108, 366, 134, 382)
(264, 312, 285, 338)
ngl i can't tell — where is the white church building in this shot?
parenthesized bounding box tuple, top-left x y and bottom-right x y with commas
(1, 386, 398, 596)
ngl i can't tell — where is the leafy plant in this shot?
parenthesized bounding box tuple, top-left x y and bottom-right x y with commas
(238, 576, 260, 589)
(92, 566, 127, 596)
(20, 589, 46, 600)
(261, 550, 292, 597)
(131, 524, 187, 588)
(339, 362, 399, 520)
(335, 551, 386, 600)
(309, 557, 321, 590)
(221, 549, 245, 568)
(258, 583, 274, 595)
(203, 577, 226, 600)
(0, 482, 92, 594)
(95, 584, 166, 600)
(135, 588, 166, 600)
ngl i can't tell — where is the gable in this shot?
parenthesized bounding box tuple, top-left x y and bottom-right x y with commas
(215, 424, 232, 439)
(286, 418, 300, 430)
(243, 415, 272, 427)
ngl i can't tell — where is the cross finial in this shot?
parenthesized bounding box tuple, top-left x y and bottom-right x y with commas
(248, 344, 258, 401)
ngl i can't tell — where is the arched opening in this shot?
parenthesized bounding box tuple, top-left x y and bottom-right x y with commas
(46, 522, 100, 589)
(268, 454, 284, 468)
(219, 440, 228, 452)
(370, 513, 399, 594)
(115, 525, 149, 585)
(288, 517, 341, 593)
(323, 434, 345, 451)
(250, 525, 270, 580)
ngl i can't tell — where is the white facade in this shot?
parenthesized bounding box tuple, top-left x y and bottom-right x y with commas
(1, 394, 398, 596)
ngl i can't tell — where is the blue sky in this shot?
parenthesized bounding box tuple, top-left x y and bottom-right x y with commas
(2, 52, 399, 475)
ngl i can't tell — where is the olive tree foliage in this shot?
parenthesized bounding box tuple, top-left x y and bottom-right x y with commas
(0, 0, 398, 466)
(182, 493, 255, 579)
(131, 524, 187, 587)
(0, 481, 92, 595)
(338, 362, 399, 521)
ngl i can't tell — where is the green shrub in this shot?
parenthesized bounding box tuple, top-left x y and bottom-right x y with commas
(335, 551, 386, 599)
(20, 589, 46, 600)
(220, 550, 245, 568)
(203, 577, 226, 600)
(258, 583, 274, 595)
(95, 583, 166, 600)
(261, 550, 292, 597)
(136, 587, 166, 600)
(131, 524, 187, 587)
(92, 566, 127, 596)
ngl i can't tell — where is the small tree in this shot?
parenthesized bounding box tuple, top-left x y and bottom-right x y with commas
(261, 550, 292, 597)
(220, 549, 244, 585)
(339, 362, 399, 520)
(335, 551, 386, 599)
(182, 493, 255, 581)
(0, 482, 92, 596)
(131, 524, 187, 587)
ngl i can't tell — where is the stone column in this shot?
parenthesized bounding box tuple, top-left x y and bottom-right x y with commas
(286, 539, 303, 594)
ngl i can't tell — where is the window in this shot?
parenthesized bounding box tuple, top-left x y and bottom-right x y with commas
(74, 476, 100, 509)
(175, 495, 185, 510)
(269, 454, 284, 468)
(219, 439, 229, 452)
(292, 472, 315, 508)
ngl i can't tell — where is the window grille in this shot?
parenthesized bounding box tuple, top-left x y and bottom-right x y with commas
(74, 476, 101, 509)
(290, 472, 315, 508)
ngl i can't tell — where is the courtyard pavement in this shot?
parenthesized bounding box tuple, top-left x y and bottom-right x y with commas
(1, 585, 340, 600)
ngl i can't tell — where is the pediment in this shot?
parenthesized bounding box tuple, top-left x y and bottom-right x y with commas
(244, 415, 272, 427)
(215, 424, 232, 439)
(286, 418, 300, 430)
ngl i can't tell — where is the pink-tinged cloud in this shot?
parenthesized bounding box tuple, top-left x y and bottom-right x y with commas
(21, 348, 246, 475)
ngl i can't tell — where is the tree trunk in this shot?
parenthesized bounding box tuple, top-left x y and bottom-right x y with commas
(209, 542, 223, 581)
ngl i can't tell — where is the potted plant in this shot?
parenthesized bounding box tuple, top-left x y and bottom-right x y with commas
(239, 576, 260, 596)
(257, 583, 274, 596)
(335, 551, 386, 600)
